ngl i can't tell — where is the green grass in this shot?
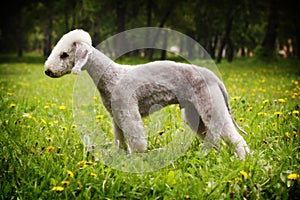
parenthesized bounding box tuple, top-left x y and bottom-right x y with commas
(0, 55, 299, 199)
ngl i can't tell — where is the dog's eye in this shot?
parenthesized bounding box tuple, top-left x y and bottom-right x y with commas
(60, 52, 69, 59)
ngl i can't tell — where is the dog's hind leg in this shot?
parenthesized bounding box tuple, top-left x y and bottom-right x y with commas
(181, 103, 206, 140)
(221, 116, 250, 160)
(112, 121, 126, 153)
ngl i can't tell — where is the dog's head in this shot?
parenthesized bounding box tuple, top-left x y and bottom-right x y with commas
(44, 29, 92, 78)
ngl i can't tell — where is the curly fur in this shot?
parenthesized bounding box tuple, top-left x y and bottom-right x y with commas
(45, 29, 250, 159)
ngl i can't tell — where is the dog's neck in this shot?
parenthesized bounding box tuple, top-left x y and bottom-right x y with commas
(85, 47, 128, 113)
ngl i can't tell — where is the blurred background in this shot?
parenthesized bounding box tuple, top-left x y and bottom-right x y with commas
(0, 0, 299, 63)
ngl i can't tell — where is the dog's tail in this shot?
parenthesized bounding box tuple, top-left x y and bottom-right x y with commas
(218, 81, 248, 135)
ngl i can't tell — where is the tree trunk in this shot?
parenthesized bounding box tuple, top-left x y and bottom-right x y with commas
(148, 4, 174, 60)
(160, 30, 168, 60)
(115, 0, 127, 56)
(217, 17, 233, 63)
(227, 38, 234, 62)
(64, 0, 69, 31)
(261, 0, 278, 58)
(43, 14, 53, 56)
(144, 0, 153, 58)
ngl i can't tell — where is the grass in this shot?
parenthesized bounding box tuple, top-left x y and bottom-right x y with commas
(0, 54, 299, 199)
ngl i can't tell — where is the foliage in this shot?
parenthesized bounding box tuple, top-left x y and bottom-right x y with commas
(1, 0, 300, 60)
(0, 55, 299, 199)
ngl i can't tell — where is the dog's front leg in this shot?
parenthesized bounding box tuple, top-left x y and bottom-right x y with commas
(112, 106, 147, 154)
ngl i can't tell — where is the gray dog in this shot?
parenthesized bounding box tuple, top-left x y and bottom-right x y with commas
(45, 29, 250, 159)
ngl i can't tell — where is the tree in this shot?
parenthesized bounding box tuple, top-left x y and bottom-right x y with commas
(260, 0, 279, 59)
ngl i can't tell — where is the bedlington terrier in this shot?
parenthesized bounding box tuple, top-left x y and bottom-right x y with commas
(45, 29, 250, 159)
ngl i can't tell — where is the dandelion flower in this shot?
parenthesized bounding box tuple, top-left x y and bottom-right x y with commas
(61, 126, 68, 131)
(44, 105, 50, 109)
(240, 170, 248, 179)
(46, 146, 55, 153)
(258, 112, 267, 117)
(61, 180, 70, 186)
(8, 103, 16, 108)
(292, 110, 299, 116)
(285, 132, 290, 139)
(90, 172, 97, 178)
(232, 96, 239, 101)
(96, 114, 103, 119)
(238, 118, 244, 122)
(293, 131, 297, 138)
(41, 118, 47, 124)
(67, 170, 74, 178)
(59, 105, 66, 110)
(52, 186, 64, 192)
(263, 99, 269, 104)
(22, 113, 32, 118)
(278, 98, 286, 103)
(47, 137, 53, 142)
(247, 107, 253, 112)
(288, 173, 299, 180)
(85, 161, 94, 165)
(71, 124, 77, 129)
(77, 161, 85, 166)
(274, 111, 282, 117)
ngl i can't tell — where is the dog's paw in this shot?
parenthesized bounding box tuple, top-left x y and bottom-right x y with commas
(71, 67, 81, 75)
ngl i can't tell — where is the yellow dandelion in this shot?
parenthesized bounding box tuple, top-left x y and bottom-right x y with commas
(71, 124, 77, 129)
(46, 146, 55, 153)
(9, 103, 16, 108)
(90, 172, 97, 178)
(238, 118, 244, 122)
(59, 105, 66, 110)
(232, 96, 239, 101)
(263, 99, 269, 104)
(274, 111, 282, 117)
(52, 186, 64, 192)
(288, 173, 299, 180)
(22, 113, 32, 118)
(293, 131, 297, 138)
(278, 98, 286, 103)
(285, 132, 290, 139)
(77, 160, 85, 166)
(292, 110, 299, 116)
(44, 105, 50, 109)
(258, 112, 267, 117)
(61, 126, 68, 131)
(41, 118, 47, 124)
(247, 107, 253, 112)
(96, 114, 103, 119)
(235, 177, 242, 182)
(240, 170, 248, 179)
(85, 161, 94, 165)
(67, 170, 74, 178)
(61, 180, 70, 186)
(47, 137, 53, 142)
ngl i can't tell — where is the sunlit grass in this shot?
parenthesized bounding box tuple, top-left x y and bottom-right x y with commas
(0, 56, 299, 199)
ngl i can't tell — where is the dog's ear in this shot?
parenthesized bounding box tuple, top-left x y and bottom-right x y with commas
(71, 42, 91, 74)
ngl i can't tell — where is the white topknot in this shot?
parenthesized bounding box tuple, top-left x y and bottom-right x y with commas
(50, 29, 92, 55)
(59, 29, 92, 46)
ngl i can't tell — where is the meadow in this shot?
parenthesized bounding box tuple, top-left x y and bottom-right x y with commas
(0, 55, 299, 199)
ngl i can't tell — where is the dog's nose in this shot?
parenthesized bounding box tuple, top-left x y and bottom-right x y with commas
(45, 69, 52, 76)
